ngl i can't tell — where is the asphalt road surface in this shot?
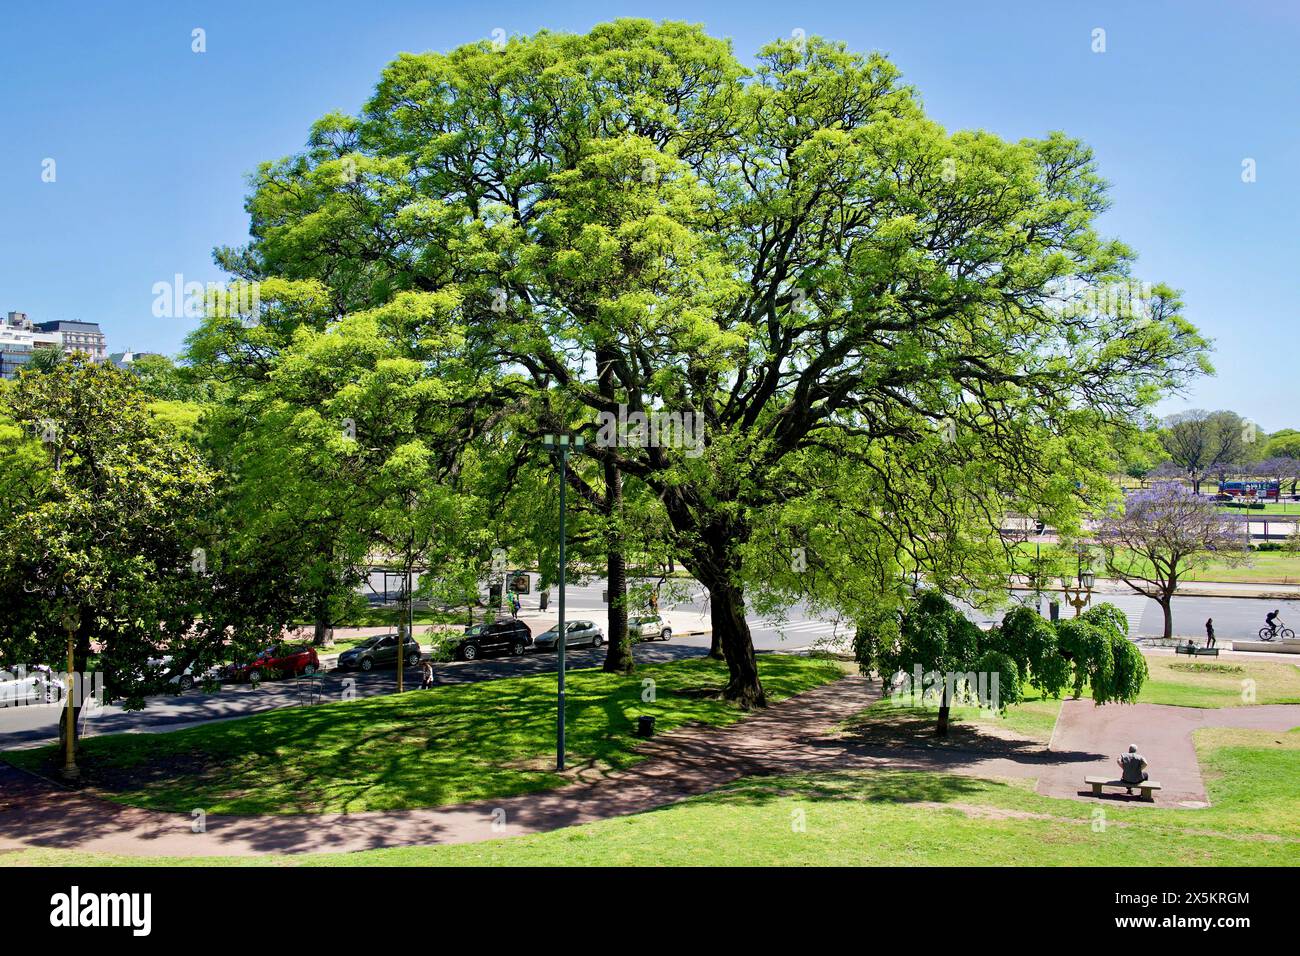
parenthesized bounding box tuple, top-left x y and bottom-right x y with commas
(3, 578, 1293, 749)
(0, 642, 706, 751)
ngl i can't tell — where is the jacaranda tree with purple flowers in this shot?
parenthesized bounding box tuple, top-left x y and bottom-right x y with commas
(1096, 482, 1246, 640)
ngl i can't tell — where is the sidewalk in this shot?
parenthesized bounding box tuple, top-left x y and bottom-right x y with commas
(1010, 576, 1300, 600)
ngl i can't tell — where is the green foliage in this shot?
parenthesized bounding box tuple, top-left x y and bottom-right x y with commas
(856, 590, 982, 689)
(1265, 429, 1300, 460)
(1081, 602, 1129, 640)
(1054, 618, 1111, 699)
(26, 347, 62, 374)
(996, 604, 1071, 699)
(1107, 633, 1150, 705)
(858, 593, 1146, 715)
(1052, 604, 1146, 704)
(222, 19, 1209, 702)
(972, 649, 1023, 710)
(0, 357, 218, 712)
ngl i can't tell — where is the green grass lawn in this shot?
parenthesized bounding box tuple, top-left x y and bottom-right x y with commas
(3, 654, 845, 815)
(1012, 541, 1300, 585)
(1218, 502, 1300, 516)
(1138, 656, 1300, 708)
(1137, 549, 1300, 586)
(8, 727, 1299, 866)
(843, 655, 1300, 743)
(845, 687, 1064, 744)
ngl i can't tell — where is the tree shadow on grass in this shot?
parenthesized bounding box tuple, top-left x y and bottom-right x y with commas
(698, 768, 996, 809)
(821, 705, 1105, 774)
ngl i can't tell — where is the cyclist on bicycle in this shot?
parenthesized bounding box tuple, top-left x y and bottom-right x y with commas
(1266, 609, 1283, 637)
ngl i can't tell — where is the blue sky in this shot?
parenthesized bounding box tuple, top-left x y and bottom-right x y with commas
(2, 0, 1296, 429)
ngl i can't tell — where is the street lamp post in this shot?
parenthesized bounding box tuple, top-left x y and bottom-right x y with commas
(1061, 569, 1096, 617)
(61, 605, 80, 781)
(542, 433, 584, 772)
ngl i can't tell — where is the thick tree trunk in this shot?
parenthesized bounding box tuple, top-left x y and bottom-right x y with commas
(708, 578, 764, 707)
(658, 486, 761, 702)
(312, 595, 332, 647)
(602, 459, 633, 674)
(1160, 595, 1174, 641)
(936, 684, 951, 736)
(594, 345, 633, 674)
(708, 620, 725, 660)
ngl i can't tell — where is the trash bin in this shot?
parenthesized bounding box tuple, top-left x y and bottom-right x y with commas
(636, 715, 656, 738)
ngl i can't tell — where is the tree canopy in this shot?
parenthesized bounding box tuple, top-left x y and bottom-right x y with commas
(209, 19, 1207, 704)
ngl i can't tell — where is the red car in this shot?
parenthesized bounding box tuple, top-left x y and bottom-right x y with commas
(223, 644, 319, 683)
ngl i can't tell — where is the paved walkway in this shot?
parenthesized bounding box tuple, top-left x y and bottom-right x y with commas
(1036, 700, 1300, 805)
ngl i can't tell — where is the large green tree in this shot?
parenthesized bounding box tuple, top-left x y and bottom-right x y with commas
(0, 358, 217, 746)
(1159, 409, 1255, 495)
(220, 20, 1206, 705)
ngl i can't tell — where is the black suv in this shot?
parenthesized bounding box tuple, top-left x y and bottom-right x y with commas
(454, 620, 532, 660)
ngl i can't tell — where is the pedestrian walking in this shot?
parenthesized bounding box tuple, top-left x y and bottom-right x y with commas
(1205, 618, 1216, 648)
(420, 660, 434, 690)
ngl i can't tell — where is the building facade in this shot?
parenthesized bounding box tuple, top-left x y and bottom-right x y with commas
(33, 319, 108, 362)
(0, 312, 108, 377)
(1, 312, 57, 377)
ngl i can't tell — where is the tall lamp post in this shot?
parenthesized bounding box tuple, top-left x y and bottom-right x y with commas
(61, 605, 80, 781)
(542, 433, 584, 772)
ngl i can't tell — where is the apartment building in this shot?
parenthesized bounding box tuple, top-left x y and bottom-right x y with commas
(0, 311, 108, 377)
(33, 319, 108, 362)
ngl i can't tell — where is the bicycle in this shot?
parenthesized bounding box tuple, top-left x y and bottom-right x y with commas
(1258, 624, 1296, 641)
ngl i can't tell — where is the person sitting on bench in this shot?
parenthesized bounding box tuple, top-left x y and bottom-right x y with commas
(1117, 744, 1148, 794)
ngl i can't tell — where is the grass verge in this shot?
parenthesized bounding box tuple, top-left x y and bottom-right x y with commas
(3, 654, 845, 815)
(7, 727, 1298, 866)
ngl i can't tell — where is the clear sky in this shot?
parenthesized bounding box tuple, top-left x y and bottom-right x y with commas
(2, 1, 1296, 429)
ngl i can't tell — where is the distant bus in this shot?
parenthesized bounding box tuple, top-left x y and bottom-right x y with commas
(1217, 480, 1280, 501)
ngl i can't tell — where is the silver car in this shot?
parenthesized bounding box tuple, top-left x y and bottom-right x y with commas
(533, 620, 605, 651)
(630, 615, 672, 642)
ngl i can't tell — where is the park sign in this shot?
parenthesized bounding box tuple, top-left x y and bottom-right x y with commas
(1218, 480, 1279, 501)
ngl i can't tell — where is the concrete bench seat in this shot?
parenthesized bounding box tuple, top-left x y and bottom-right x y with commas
(1085, 776, 1162, 801)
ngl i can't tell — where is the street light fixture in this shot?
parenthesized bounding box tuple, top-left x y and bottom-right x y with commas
(1061, 569, 1096, 618)
(541, 433, 584, 772)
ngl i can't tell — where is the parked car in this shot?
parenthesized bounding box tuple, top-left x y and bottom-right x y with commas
(0, 667, 62, 706)
(451, 620, 532, 660)
(146, 656, 221, 693)
(629, 615, 672, 642)
(223, 644, 320, 683)
(337, 633, 422, 671)
(533, 620, 604, 652)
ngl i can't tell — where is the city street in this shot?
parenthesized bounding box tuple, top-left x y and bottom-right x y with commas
(4, 576, 1295, 751)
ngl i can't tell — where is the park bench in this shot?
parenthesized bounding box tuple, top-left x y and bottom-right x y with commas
(1174, 645, 1219, 657)
(1084, 776, 1162, 801)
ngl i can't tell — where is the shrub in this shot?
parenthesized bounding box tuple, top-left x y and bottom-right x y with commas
(999, 605, 1070, 698)
(1081, 602, 1129, 640)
